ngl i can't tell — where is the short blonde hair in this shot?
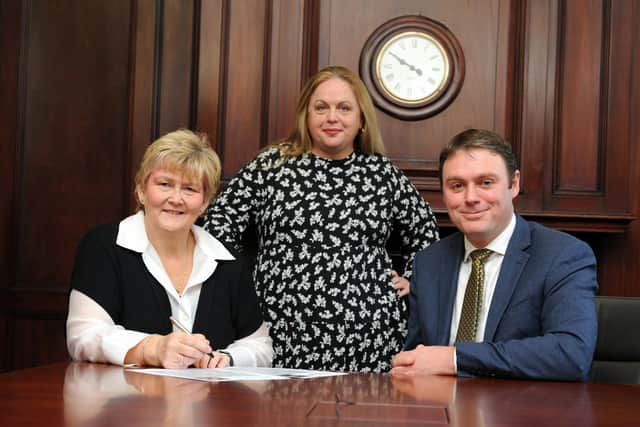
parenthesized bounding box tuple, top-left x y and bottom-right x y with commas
(274, 65, 385, 157)
(134, 129, 221, 210)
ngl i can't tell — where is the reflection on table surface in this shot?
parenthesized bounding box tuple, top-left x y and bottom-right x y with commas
(0, 362, 638, 426)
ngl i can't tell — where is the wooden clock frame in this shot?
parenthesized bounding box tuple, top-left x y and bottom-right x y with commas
(359, 15, 466, 121)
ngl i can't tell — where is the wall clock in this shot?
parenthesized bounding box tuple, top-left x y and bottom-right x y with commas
(359, 15, 465, 121)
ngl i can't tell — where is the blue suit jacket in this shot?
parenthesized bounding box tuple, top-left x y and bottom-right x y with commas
(405, 215, 598, 381)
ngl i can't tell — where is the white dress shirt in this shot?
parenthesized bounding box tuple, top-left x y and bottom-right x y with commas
(67, 211, 273, 367)
(449, 214, 517, 345)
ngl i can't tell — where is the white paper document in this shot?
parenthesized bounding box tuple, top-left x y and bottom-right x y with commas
(129, 367, 347, 382)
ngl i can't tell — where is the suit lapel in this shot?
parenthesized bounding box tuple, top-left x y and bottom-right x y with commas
(437, 234, 465, 344)
(484, 215, 531, 341)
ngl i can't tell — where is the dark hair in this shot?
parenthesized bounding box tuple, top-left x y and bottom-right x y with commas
(438, 129, 518, 187)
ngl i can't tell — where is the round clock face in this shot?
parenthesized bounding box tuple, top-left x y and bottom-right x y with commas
(375, 31, 449, 104)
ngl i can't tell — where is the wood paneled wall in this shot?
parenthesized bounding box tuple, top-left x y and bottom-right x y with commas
(1, 0, 638, 372)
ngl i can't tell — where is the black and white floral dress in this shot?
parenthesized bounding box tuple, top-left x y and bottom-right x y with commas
(203, 148, 438, 372)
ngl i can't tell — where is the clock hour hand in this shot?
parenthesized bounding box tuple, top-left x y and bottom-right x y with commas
(389, 52, 423, 76)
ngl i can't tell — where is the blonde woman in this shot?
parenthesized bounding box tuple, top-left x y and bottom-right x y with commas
(66, 129, 273, 368)
(203, 66, 438, 372)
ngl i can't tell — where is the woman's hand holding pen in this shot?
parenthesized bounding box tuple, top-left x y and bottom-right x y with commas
(193, 351, 231, 368)
(167, 316, 233, 368)
(146, 332, 214, 369)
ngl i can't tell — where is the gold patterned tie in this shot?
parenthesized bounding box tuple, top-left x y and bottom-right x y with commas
(456, 249, 493, 342)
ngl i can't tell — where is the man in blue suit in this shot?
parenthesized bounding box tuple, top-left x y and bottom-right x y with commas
(391, 129, 597, 380)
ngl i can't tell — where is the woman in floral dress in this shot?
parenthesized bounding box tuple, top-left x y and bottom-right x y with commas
(203, 66, 438, 372)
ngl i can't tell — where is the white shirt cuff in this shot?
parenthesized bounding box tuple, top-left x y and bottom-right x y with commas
(223, 322, 273, 367)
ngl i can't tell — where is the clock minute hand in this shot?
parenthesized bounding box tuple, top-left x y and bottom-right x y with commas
(389, 52, 423, 76)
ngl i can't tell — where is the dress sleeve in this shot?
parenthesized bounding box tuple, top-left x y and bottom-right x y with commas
(202, 150, 276, 252)
(391, 166, 439, 278)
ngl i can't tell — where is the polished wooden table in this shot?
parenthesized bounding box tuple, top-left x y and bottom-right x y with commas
(0, 362, 638, 426)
